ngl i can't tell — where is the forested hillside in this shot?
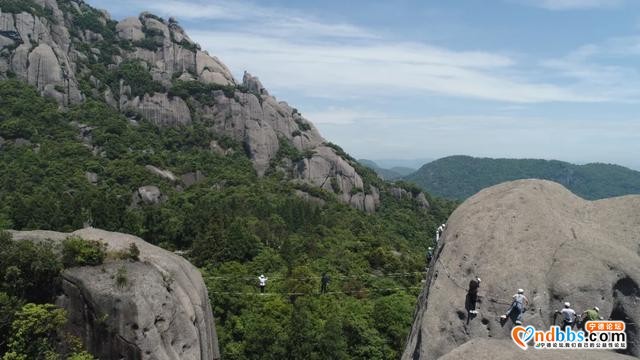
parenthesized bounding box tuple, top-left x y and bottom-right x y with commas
(0, 80, 455, 359)
(405, 155, 640, 200)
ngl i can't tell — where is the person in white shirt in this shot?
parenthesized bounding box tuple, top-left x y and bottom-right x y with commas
(556, 302, 576, 328)
(258, 274, 268, 294)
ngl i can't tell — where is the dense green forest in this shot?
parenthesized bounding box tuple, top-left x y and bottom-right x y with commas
(405, 155, 640, 200)
(0, 81, 456, 359)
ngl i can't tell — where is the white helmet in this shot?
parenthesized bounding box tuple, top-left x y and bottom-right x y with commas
(564, 302, 570, 308)
(594, 306, 600, 312)
(477, 277, 481, 283)
(428, 247, 432, 250)
(517, 288, 524, 294)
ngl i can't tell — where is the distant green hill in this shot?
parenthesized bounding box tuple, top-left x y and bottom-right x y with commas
(404, 155, 640, 200)
(359, 159, 415, 180)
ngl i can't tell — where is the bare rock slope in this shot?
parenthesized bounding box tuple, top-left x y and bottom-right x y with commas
(403, 179, 640, 359)
(10, 228, 220, 360)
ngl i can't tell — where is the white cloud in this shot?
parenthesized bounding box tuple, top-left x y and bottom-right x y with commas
(304, 108, 388, 125)
(191, 30, 607, 103)
(519, 0, 624, 10)
(130, 0, 376, 39)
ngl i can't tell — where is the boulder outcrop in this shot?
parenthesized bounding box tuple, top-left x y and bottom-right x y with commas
(403, 180, 640, 359)
(9, 228, 220, 360)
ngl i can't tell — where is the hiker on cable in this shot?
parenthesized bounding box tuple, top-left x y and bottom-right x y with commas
(555, 302, 576, 328)
(466, 277, 481, 315)
(501, 288, 529, 325)
(320, 272, 330, 294)
(258, 274, 268, 294)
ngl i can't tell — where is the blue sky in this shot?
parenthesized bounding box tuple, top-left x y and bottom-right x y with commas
(88, 0, 640, 169)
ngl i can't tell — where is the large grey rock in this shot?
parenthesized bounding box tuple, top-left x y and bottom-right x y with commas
(116, 17, 144, 41)
(402, 180, 640, 359)
(121, 93, 192, 126)
(9, 228, 220, 360)
(242, 71, 268, 96)
(1, 5, 82, 104)
(196, 50, 234, 86)
(134, 185, 165, 205)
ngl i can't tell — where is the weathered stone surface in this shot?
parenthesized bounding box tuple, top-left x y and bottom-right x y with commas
(133, 185, 164, 205)
(10, 228, 220, 360)
(243, 71, 268, 96)
(1, 6, 82, 104)
(196, 51, 234, 85)
(121, 93, 192, 126)
(402, 180, 640, 359)
(116, 17, 144, 41)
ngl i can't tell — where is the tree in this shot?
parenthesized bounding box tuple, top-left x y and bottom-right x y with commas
(3, 303, 66, 359)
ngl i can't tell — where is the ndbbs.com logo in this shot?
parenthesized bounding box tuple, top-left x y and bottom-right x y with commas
(511, 321, 626, 351)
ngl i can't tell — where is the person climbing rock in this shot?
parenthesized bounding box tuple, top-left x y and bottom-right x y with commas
(258, 274, 268, 294)
(321, 272, 330, 294)
(582, 306, 601, 322)
(501, 288, 529, 325)
(426, 247, 434, 264)
(466, 277, 481, 315)
(555, 302, 576, 328)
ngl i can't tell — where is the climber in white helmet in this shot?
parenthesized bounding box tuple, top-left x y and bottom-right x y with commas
(555, 302, 576, 329)
(501, 288, 529, 325)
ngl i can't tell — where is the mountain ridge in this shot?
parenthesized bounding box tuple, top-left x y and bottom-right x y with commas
(404, 155, 640, 200)
(0, 0, 383, 211)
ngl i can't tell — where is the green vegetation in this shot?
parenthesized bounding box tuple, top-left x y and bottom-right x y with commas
(405, 155, 640, 200)
(115, 266, 128, 288)
(117, 60, 165, 98)
(0, 0, 53, 21)
(61, 237, 107, 268)
(0, 80, 456, 359)
(0, 232, 95, 359)
(169, 80, 240, 103)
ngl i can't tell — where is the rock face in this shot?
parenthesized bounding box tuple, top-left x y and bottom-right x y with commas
(9, 228, 220, 360)
(403, 180, 640, 359)
(0, 0, 377, 211)
(389, 186, 430, 209)
(133, 185, 165, 205)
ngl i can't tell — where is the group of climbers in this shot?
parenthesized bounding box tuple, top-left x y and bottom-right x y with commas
(464, 281, 602, 328)
(555, 302, 602, 329)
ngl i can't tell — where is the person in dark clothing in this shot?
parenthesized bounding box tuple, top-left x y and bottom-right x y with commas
(466, 277, 481, 314)
(321, 273, 330, 294)
(426, 247, 434, 264)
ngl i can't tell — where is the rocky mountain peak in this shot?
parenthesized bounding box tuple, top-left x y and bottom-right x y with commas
(0, 0, 380, 211)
